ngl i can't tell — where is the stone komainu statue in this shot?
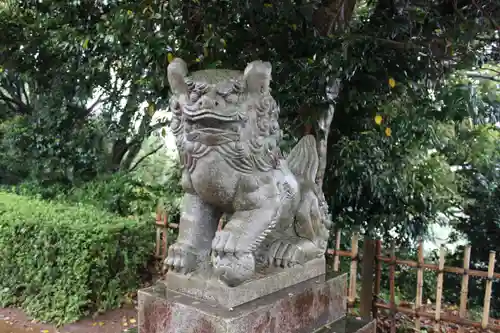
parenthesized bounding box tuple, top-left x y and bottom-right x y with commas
(165, 58, 332, 286)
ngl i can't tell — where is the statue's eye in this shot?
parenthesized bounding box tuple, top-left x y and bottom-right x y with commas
(189, 93, 200, 103)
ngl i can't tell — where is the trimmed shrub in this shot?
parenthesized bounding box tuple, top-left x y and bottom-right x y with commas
(0, 192, 155, 325)
(5, 170, 182, 219)
(64, 174, 164, 217)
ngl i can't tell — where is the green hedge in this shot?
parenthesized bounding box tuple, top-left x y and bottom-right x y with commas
(0, 192, 155, 325)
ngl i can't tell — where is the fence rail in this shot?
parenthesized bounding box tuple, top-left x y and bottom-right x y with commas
(154, 211, 499, 332)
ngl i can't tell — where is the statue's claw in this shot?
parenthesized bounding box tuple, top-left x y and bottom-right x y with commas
(211, 230, 256, 286)
(268, 240, 307, 268)
(211, 230, 239, 256)
(164, 242, 198, 274)
(213, 252, 255, 287)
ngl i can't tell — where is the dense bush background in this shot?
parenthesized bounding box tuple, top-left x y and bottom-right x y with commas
(0, 192, 155, 324)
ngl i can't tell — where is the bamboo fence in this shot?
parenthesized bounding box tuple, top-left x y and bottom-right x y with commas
(155, 211, 499, 332)
(154, 209, 222, 259)
(327, 231, 500, 332)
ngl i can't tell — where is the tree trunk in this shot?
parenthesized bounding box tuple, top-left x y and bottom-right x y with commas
(310, 0, 357, 190)
(109, 84, 139, 172)
(313, 0, 358, 36)
(120, 111, 153, 171)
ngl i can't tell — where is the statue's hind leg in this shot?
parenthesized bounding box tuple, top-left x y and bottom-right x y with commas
(165, 193, 222, 274)
(267, 189, 329, 268)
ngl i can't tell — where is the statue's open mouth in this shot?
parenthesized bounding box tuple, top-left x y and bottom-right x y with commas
(184, 108, 243, 132)
(183, 108, 240, 122)
(184, 111, 242, 144)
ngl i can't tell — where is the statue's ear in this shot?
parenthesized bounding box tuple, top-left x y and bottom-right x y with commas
(167, 58, 189, 95)
(243, 60, 272, 94)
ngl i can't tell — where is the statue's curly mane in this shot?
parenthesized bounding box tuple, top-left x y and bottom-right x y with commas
(170, 69, 285, 174)
(254, 94, 281, 146)
(169, 96, 183, 152)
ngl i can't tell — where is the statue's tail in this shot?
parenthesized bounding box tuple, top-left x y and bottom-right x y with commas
(286, 135, 331, 250)
(286, 134, 319, 184)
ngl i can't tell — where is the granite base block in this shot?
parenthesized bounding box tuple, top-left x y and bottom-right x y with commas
(164, 257, 326, 309)
(138, 272, 347, 333)
(315, 316, 376, 333)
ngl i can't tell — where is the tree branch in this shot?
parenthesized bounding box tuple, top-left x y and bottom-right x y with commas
(128, 143, 164, 172)
(466, 73, 500, 82)
(125, 119, 171, 149)
(0, 73, 33, 114)
(87, 90, 108, 113)
(471, 0, 499, 30)
(485, 68, 500, 75)
(0, 87, 29, 114)
(20, 81, 31, 107)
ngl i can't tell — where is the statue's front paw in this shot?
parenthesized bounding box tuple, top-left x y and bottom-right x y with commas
(212, 230, 240, 255)
(268, 239, 321, 268)
(213, 252, 255, 287)
(164, 242, 198, 274)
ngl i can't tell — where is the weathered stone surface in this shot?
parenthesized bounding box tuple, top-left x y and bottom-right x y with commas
(164, 257, 325, 308)
(138, 272, 346, 333)
(316, 316, 376, 333)
(164, 58, 333, 286)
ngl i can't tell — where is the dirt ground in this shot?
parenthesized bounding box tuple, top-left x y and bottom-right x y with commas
(0, 266, 161, 333)
(0, 307, 137, 333)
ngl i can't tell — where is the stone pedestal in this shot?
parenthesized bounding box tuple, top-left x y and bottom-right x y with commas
(138, 272, 347, 333)
(316, 316, 377, 333)
(163, 257, 326, 308)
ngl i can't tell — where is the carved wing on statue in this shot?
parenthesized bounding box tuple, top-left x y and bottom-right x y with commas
(287, 135, 331, 251)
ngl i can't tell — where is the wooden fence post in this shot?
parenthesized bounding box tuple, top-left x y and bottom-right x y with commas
(360, 239, 376, 320)
(458, 245, 471, 333)
(415, 239, 424, 331)
(333, 229, 342, 272)
(434, 245, 446, 333)
(389, 243, 396, 333)
(154, 208, 169, 262)
(373, 240, 382, 319)
(349, 232, 359, 307)
(162, 211, 169, 259)
(481, 251, 496, 329)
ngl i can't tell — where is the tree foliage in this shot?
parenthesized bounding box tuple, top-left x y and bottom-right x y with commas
(0, 0, 498, 243)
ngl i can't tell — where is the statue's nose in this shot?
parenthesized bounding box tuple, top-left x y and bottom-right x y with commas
(198, 95, 215, 109)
